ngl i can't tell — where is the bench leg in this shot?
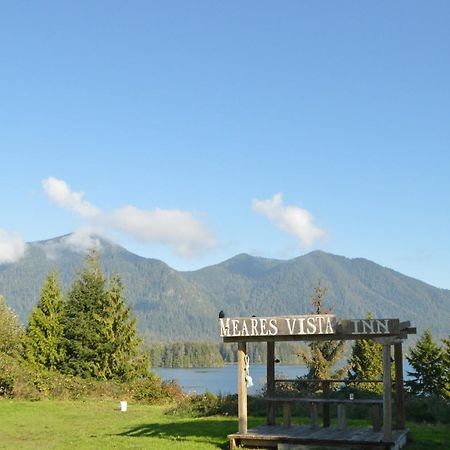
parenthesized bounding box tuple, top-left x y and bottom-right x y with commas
(310, 403, 319, 430)
(337, 404, 346, 430)
(372, 405, 382, 432)
(283, 401, 292, 428)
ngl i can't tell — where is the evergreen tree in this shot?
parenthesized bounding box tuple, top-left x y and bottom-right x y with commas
(62, 250, 147, 381)
(406, 329, 447, 398)
(442, 336, 450, 398)
(0, 294, 24, 356)
(347, 312, 383, 393)
(100, 274, 148, 381)
(24, 271, 65, 370)
(62, 250, 111, 378)
(297, 282, 347, 392)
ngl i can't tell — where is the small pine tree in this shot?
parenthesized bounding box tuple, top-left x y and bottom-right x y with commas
(297, 282, 347, 393)
(100, 274, 148, 381)
(24, 271, 65, 370)
(347, 313, 383, 393)
(406, 329, 446, 398)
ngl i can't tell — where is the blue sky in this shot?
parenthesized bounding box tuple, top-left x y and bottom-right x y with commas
(1, 1, 450, 288)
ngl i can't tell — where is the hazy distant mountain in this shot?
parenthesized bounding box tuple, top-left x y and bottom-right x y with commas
(0, 235, 448, 341)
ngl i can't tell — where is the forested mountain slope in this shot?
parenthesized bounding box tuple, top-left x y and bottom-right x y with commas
(0, 235, 448, 340)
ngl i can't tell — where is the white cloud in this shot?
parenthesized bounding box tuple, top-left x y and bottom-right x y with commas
(42, 177, 100, 218)
(42, 227, 102, 260)
(112, 206, 217, 257)
(42, 177, 217, 257)
(0, 229, 27, 264)
(252, 193, 326, 246)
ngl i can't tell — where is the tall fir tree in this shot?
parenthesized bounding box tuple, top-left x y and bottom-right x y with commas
(24, 271, 65, 370)
(62, 250, 147, 380)
(406, 329, 447, 398)
(62, 250, 111, 378)
(297, 282, 347, 392)
(347, 313, 383, 393)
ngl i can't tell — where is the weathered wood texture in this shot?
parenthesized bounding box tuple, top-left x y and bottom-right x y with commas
(267, 341, 276, 425)
(221, 316, 402, 342)
(383, 343, 393, 441)
(237, 341, 247, 434)
(394, 342, 406, 430)
(228, 425, 409, 449)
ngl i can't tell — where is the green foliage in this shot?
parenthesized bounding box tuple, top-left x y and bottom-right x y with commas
(442, 336, 450, 397)
(406, 329, 448, 398)
(297, 283, 347, 392)
(23, 271, 65, 371)
(149, 342, 225, 368)
(62, 251, 147, 381)
(0, 294, 24, 356)
(405, 393, 450, 424)
(347, 312, 383, 393)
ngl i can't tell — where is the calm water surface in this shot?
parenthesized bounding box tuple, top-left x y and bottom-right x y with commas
(155, 364, 305, 394)
(154, 362, 412, 394)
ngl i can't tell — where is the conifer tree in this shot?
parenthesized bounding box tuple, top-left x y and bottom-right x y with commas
(297, 282, 347, 392)
(406, 329, 447, 398)
(99, 274, 148, 381)
(0, 294, 24, 356)
(347, 312, 383, 393)
(62, 250, 110, 378)
(62, 250, 147, 381)
(24, 271, 65, 370)
(442, 336, 450, 398)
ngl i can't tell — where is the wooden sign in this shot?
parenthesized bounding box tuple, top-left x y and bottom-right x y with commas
(220, 315, 401, 341)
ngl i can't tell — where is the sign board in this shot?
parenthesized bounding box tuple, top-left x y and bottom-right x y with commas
(219, 315, 401, 341)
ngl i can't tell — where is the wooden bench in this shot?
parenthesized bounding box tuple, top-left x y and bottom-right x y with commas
(265, 396, 383, 431)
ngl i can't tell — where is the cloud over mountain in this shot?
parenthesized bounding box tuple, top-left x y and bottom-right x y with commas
(0, 229, 26, 264)
(42, 176, 217, 257)
(252, 193, 326, 246)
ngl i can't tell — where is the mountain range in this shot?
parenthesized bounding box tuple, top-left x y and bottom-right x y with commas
(0, 234, 448, 342)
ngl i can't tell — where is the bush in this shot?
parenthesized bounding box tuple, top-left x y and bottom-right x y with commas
(405, 394, 450, 424)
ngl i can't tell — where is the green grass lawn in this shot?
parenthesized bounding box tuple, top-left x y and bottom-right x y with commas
(0, 400, 448, 449)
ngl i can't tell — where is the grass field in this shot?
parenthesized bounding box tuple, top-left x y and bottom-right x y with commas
(0, 400, 448, 449)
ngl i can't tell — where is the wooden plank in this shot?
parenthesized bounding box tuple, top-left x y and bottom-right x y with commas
(267, 341, 276, 426)
(220, 316, 401, 341)
(237, 341, 247, 434)
(382, 343, 392, 441)
(265, 396, 382, 405)
(394, 342, 406, 430)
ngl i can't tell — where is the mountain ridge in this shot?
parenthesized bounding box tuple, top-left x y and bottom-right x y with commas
(0, 234, 448, 341)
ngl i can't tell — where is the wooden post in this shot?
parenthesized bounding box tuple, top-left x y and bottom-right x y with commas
(337, 403, 346, 430)
(372, 405, 382, 432)
(382, 343, 392, 441)
(311, 403, 319, 429)
(282, 402, 292, 428)
(267, 341, 276, 425)
(394, 342, 406, 430)
(322, 380, 331, 427)
(238, 341, 247, 434)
